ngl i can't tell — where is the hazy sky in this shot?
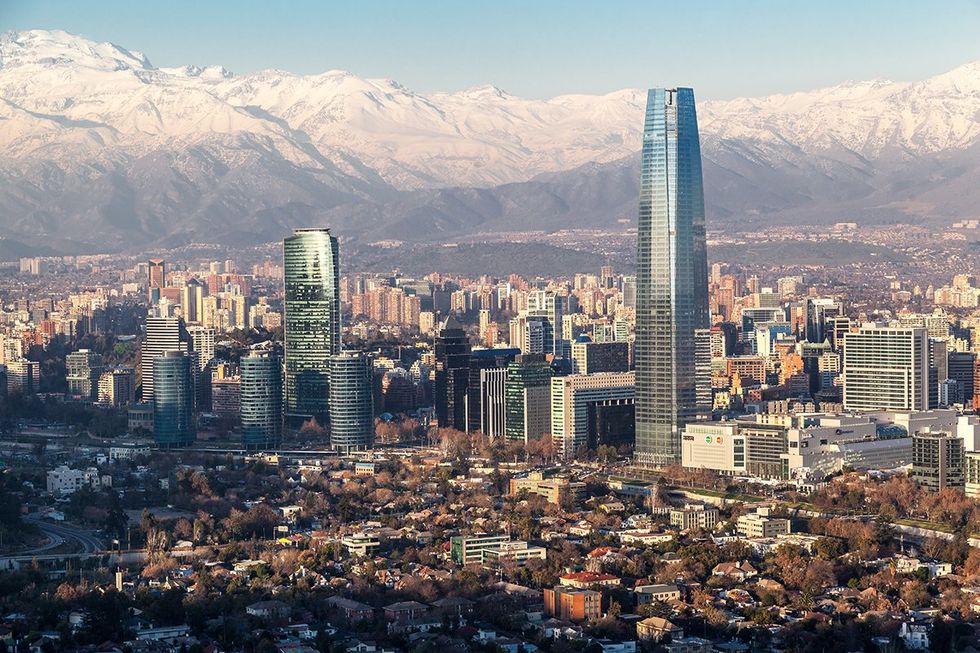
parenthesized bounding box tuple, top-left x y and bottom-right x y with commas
(4, 0, 980, 100)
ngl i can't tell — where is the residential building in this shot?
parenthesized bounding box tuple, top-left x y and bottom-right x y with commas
(508, 472, 586, 506)
(669, 503, 719, 530)
(736, 507, 791, 538)
(911, 430, 964, 491)
(66, 349, 103, 401)
(543, 587, 601, 623)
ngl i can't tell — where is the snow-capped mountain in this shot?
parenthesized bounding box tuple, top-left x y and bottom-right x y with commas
(2, 28, 980, 254)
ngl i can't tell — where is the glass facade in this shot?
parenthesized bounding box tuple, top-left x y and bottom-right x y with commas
(634, 88, 710, 467)
(328, 351, 374, 453)
(240, 351, 283, 450)
(504, 354, 553, 442)
(283, 228, 341, 424)
(153, 350, 195, 447)
(434, 316, 470, 430)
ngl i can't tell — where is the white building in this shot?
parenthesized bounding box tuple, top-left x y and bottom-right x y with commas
(842, 327, 928, 412)
(46, 466, 109, 495)
(551, 372, 634, 459)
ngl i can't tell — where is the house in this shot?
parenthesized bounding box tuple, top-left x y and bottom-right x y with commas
(664, 637, 713, 653)
(593, 640, 636, 653)
(342, 533, 382, 557)
(899, 621, 931, 650)
(711, 561, 758, 581)
(135, 624, 192, 641)
(246, 600, 290, 619)
(636, 616, 683, 642)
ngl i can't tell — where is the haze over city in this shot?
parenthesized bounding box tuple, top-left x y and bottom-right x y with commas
(4, 4, 980, 653)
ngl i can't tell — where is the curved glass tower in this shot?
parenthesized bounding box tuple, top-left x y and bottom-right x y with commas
(153, 350, 195, 447)
(241, 351, 283, 450)
(283, 228, 341, 425)
(328, 351, 374, 453)
(634, 88, 710, 467)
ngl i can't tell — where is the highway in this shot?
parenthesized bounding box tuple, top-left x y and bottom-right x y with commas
(23, 514, 105, 554)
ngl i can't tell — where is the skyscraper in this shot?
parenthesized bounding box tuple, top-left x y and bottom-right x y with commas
(434, 316, 471, 430)
(148, 258, 167, 290)
(328, 351, 374, 453)
(283, 228, 341, 425)
(634, 88, 710, 467)
(240, 351, 283, 450)
(141, 316, 189, 401)
(153, 351, 195, 447)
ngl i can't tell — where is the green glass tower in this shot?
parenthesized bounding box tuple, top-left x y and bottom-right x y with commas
(240, 350, 283, 450)
(283, 228, 341, 425)
(635, 88, 710, 467)
(504, 354, 553, 443)
(153, 350, 195, 447)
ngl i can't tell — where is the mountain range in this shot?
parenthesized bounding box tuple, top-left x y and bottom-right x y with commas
(3, 29, 980, 256)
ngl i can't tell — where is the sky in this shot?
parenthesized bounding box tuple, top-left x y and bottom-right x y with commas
(4, 0, 980, 100)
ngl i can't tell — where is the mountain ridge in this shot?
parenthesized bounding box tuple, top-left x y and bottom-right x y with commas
(3, 29, 980, 256)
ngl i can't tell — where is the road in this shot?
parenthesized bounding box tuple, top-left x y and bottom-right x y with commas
(23, 514, 105, 554)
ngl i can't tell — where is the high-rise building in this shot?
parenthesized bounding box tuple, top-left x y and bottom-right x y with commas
(240, 351, 283, 450)
(465, 348, 519, 437)
(148, 258, 167, 290)
(283, 228, 341, 424)
(5, 359, 39, 395)
(504, 354, 553, 443)
(948, 351, 976, 405)
(181, 279, 207, 324)
(434, 316, 470, 430)
(842, 327, 929, 412)
(211, 377, 241, 418)
(527, 291, 569, 358)
(570, 338, 630, 375)
(187, 326, 216, 371)
(634, 88, 710, 467)
(66, 349, 103, 401)
(912, 430, 964, 491)
(328, 351, 374, 453)
(98, 367, 136, 407)
(551, 372, 636, 459)
(141, 316, 189, 401)
(153, 351, 195, 447)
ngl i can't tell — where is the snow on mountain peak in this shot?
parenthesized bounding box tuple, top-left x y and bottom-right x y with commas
(0, 28, 152, 71)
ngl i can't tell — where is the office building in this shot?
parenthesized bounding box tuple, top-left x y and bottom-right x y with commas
(911, 430, 964, 491)
(148, 258, 167, 290)
(98, 367, 136, 407)
(842, 327, 928, 411)
(570, 337, 629, 374)
(526, 291, 569, 357)
(328, 351, 374, 453)
(551, 372, 635, 459)
(181, 279, 207, 324)
(141, 316, 189, 401)
(283, 228, 341, 424)
(153, 351, 195, 447)
(504, 354, 553, 443)
(66, 349, 103, 401)
(635, 88, 710, 467)
(434, 316, 470, 430)
(948, 351, 976, 405)
(240, 351, 282, 450)
(465, 348, 518, 437)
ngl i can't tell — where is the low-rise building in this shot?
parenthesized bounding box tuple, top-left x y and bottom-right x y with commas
(636, 617, 684, 642)
(633, 584, 681, 605)
(46, 466, 109, 495)
(509, 472, 586, 506)
(736, 507, 791, 538)
(543, 586, 601, 622)
(669, 503, 719, 530)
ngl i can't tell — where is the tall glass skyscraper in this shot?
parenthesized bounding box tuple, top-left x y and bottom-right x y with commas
(328, 351, 374, 453)
(283, 228, 341, 425)
(153, 350, 195, 447)
(634, 88, 710, 467)
(241, 350, 283, 450)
